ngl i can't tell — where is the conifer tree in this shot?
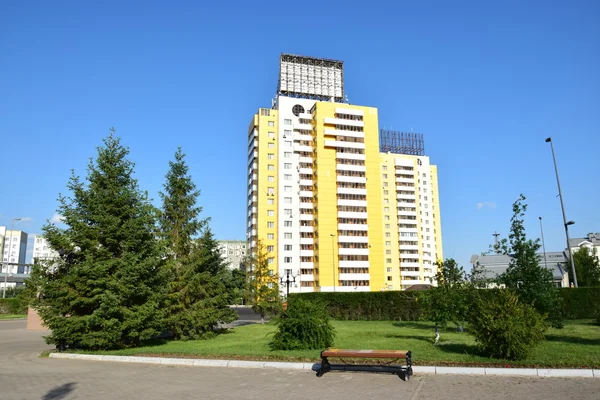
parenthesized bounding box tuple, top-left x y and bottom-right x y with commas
(27, 130, 168, 350)
(159, 148, 236, 339)
(247, 239, 281, 321)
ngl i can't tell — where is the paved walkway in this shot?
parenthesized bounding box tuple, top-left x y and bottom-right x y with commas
(1, 320, 598, 400)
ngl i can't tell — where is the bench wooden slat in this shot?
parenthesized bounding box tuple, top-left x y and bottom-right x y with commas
(321, 349, 409, 358)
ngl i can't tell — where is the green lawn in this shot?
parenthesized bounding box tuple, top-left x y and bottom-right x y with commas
(86, 320, 600, 368)
(0, 314, 26, 320)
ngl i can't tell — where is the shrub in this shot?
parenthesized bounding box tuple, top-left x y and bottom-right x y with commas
(0, 298, 27, 315)
(270, 298, 335, 350)
(291, 291, 423, 321)
(469, 290, 547, 360)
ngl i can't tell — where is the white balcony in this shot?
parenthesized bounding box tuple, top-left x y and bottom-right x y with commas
(339, 273, 370, 281)
(400, 253, 419, 260)
(300, 202, 314, 209)
(299, 214, 314, 221)
(299, 156, 313, 163)
(399, 244, 419, 250)
(337, 163, 366, 173)
(337, 199, 367, 207)
(299, 225, 314, 233)
(336, 152, 366, 161)
(324, 117, 365, 128)
(299, 167, 313, 175)
(324, 140, 365, 150)
(294, 123, 312, 131)
(300, 238, 314, 245)
(251, 218, 256, 225)
(335, 107, 364, 117)
(396, 186, 416, 192)
(338, 248, 369, 256)
(397, 194, 416, 200)
(294, 133, 312, 142)
(396, 177, 415, 184)
(300, 274, 315, 281)
(337, 187, 367, 196)
(337, 175, 367, 184)
(337, 235, 369, 243)
(300, 250, 314, 257)
(398, 211, 417, 217)
(299, 179, 314, 186)
(400, 261, 420, 268)
(299, 190, 313, 198)
(294, 144, 313, 153)
(325, 128, 364, 139)
(338, 223, 369, 231)
(395, 158, 415, 167)
(300, 262, 314, 269)
(338, 211, 368, 219)
(298, 112, 313, 119)
(398, 218, 417, 225)
(339, 260, 370, 269)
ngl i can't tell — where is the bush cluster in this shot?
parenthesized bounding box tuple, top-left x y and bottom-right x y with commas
(470, 290, 547, 360)
(270, 298, 335, 350)
(0, 298, 27, 315)
(558, 287, 600, 319)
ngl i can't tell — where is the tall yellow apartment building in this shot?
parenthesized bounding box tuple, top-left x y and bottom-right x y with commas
(247, 54, 442, 293)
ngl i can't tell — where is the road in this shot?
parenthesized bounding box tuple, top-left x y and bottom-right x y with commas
(0, 319, 598, 400)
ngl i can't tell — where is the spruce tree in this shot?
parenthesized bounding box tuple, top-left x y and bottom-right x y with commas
(27, 130, 168, 350)
(159, 148, 236, 339)
(247, 239, 281, 321)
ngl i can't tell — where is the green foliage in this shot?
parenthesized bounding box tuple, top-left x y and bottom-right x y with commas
(270, 297, 335, 350)
(495, 194, 564, 328)
(221, 267, 249, 305)
(26, 130, 170, 350)
(166, 228, 237, 340)
(558, 287, 600, 319)
(470, 290, 548, 360)
(423, 259, 472, 329)
(572, 247, 600, 287)
(0, 298, 27, 314)
(247, 240, 281, 318)
(291, 291, 423, 321)
(1, 285, 27, 299)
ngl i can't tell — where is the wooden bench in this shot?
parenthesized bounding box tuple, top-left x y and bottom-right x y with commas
(317, 349, 413, 380)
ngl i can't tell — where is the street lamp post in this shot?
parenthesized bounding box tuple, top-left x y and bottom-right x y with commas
(539, 217, 549, 271)
(3, 218, 22, 298)
(545, 137, 578, 287)
(279, 269, 297, 297)
(330, 234, 336, 292)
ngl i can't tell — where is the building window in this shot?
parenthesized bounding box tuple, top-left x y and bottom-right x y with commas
(386, 241, 391, 246)
(284, 163, 292, 169)
(269, 131, 275, 138)
(383, 174, 388, 179)
(284, 245, 292, 251)
(386, 250, 391, 255)
(284, 174, 292, 180)
(268, 257, 274, 264)
(386, 258, 392, 263)
(284, 209, 292, 216)
(285, 233, 292, 239)
(382, 165, 387, 171)
(285, 141, 292, 148)
(384, 199, 389, 204)
(284, 119, 292, 125)
(268, 176, 274, 182)
(387, 267, 392, 272)
(268, 198, 274, 205)
(268, 164, 274, 170)
(267, 246, 274, 252)
(267, 187, 275, 195)
(267, 234, 274, 240)
(267, 209, 274, 216)
(284, 220, 292, 227)
(383, 190, 389, 195)
(284, 186, 292, 193)
(384, 207, 389, 212)
(267, 222, 274, 228)
(268, 153, 274, 159)
(385, 224, 390, 229)
(284, 257, 292, 263)
(385, 232, 391, 237)
(385, 215, 390, 220)
(383, 182, 388, 187)
(268, 142, 274, 148)
(284, 129, 292, 136)
(268, 121, 274, 127)
(284, 152, 292, 158)
(284, 197, 292, 204)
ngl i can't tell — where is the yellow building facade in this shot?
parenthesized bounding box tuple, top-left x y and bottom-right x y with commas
(246, 54, 442, 293)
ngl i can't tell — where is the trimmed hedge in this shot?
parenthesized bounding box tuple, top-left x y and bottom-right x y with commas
(0, 298, 27, 315)
(294, 287, 600, 321)
(289, 291, 424, 321)
(558, 287, 600, 319)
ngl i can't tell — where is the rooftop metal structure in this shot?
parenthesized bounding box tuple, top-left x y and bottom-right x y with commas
(379, 130, 425, 156)
(277, 53, 345, 102)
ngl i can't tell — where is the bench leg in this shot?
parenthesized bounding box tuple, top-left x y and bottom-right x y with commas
(316, 356, 331, 377)
(405, 351, 413, 380)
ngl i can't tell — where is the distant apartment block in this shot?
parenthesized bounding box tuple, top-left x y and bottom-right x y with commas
(218, 240, 247, 270)
(1, 226, 28, 274)
(32, 234, 60, 262)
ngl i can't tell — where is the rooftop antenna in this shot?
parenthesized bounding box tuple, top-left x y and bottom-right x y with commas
(493, 231, 500, 253)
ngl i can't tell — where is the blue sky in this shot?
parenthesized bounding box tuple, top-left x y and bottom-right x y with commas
(1, 0, 598, 268)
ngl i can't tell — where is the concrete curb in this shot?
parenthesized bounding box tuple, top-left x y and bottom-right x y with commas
(48, 353, 598, 378)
